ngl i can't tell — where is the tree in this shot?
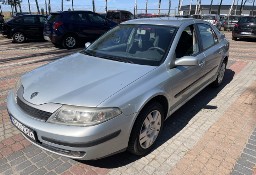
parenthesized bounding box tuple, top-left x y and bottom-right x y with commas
(92, 0, 95, 12)
(158, 0, 161, 15)
(48, 0, 51, 13)
(27, 0, 31, 13)
(218, 0, 223, 15)
(105, 0, 107, 13)
(35, 0, 40, 14)
(168, 0, 171, 16)
(209, 0, 213, 14)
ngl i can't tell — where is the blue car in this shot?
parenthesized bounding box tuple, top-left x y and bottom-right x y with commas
(43, 11, 117, 49)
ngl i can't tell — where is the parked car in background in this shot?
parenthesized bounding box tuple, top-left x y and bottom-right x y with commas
(7, 18, 229, 160)
(106, 10, 134, 23)
(192, 14, 202, 19)
(2, 14, 47, 43)
(223, 15, 241, 31)
(44, 11, 117, 49)
(0, 14, 4, 32)
(232, 16, 256, 40)
(219, 15, 227, 28)
(202, 14, 221, 30)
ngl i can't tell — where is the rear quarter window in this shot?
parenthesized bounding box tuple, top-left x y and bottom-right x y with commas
(47, 14, 60, 23)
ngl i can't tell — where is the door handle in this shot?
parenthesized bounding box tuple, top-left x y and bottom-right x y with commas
(199, 60, 205, 67)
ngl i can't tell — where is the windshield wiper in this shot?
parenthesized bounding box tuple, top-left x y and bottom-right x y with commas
(102, 55, 134, 64)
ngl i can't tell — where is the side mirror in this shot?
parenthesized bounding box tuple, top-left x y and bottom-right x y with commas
(85, 42, 91, 49)
(175, 56, 199, 66)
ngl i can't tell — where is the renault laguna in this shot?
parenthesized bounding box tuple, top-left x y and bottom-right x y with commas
(7, 18, 229, 160)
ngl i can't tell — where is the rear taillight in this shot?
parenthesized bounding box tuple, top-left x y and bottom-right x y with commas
(234, 23, 239, 28)
(53, 21, 63, 30)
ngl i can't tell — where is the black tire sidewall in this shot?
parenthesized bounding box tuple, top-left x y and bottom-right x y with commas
(128, 102, 164, 156)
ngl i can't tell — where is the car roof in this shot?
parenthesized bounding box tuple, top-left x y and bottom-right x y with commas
(51, 10, 92, 14)
(122, 17, 196, 27)
(202, 14, 218, 16)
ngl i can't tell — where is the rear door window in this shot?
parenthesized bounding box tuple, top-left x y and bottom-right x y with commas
(88, 13, 106, 25)
(198, 24, 218, 50)
(23, 16, 36, 24)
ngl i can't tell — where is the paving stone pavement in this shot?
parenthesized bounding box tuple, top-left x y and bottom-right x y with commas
(0, 32, 255, 175)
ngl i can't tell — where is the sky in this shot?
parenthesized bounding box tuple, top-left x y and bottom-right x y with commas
(0, 0, 252, 13)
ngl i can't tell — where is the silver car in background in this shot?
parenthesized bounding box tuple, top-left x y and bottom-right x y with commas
(7, 18, 229, 160)
(202, 14, 222, 31)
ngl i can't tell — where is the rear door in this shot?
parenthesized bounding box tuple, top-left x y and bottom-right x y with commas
(197, 23, 222, 81)
(36, 16, 47, 38)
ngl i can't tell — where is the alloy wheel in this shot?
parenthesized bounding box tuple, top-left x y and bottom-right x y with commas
(139, 110, 162, 149)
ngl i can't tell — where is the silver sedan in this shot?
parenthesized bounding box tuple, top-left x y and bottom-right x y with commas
(7, 18, 229, 160)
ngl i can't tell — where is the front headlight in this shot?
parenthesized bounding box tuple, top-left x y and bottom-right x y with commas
(47, 105, 122, 126)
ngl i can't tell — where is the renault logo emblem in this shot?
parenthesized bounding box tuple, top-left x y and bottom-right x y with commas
(30, 92, 39, 99)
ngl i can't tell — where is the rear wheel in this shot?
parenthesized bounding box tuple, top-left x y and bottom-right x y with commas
(62, 35, 77, 49)
(12, 32, 25, 43)
(128, 102, 164, 156)
(212, 61, 226, 87)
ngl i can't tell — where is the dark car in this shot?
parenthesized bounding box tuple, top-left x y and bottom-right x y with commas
(2, 14, 47, 43)
(0, 15, 4, 32)
(232, 16, 256, 40)
(106, 10, 134, 24)
(223, 15, 241, 31)
(44, 11, 117, 49)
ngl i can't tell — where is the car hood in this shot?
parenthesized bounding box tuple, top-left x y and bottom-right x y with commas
(21, 53, 155, 107)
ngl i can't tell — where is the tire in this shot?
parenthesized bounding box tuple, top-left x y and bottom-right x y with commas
(232, 36, 237, 41)
(62, 35, 77, 49)
(128, 102, 164, 156)
(211, 61, 226, 87)
(12, 32, 25, 43)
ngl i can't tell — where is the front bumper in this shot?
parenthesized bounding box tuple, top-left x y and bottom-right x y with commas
(7, 91, 135, 160)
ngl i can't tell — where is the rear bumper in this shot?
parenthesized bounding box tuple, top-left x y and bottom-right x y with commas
(232, 31, 256, 39)
(44, 33, 63, 45)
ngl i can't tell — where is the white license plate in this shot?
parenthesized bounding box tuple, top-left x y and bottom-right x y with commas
(44, 36, 51, 41)
(241, 32, 251, 35)
(11, 116, 36, 141)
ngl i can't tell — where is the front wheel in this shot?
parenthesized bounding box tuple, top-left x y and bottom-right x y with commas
(212, 61, 226, 87)
(128, 102, 164, 156)
(12, 32, 25, 43)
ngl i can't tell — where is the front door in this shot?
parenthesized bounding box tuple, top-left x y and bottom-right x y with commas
(167, 24, 206, 112)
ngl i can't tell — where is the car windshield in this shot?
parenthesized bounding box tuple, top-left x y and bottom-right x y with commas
(228, 16, 240, 21)
(202, 16, 215, 20)
(82, 24, 176, 66)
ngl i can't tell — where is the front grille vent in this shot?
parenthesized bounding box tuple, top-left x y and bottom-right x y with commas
(17, 97, 52, 121)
